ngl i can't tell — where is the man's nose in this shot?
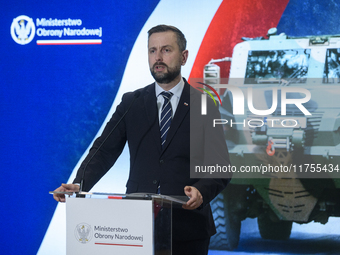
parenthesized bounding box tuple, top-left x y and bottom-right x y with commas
(155, 51, 163, 62)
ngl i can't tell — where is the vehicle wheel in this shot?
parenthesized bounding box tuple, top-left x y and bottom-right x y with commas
(257, 215, 292, 240)
(209, 192, 241, 250)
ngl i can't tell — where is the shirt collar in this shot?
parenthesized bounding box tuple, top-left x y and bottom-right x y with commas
(155, 77, 184, 99)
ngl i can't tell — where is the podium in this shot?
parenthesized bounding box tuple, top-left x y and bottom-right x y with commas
(52, 192, 187, 255)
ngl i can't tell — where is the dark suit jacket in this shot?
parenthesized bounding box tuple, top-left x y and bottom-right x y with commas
(74, 79, 231, 240)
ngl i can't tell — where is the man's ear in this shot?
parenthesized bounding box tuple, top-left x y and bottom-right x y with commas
(181, 50, 189, 66)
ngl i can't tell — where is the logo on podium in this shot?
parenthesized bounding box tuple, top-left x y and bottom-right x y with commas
(75, 223, 92, 244)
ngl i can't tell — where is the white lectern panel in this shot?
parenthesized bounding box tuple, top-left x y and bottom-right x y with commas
(66, 197, 153, 255)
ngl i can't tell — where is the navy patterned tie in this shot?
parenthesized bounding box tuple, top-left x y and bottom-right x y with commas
(160, 91, 173, 148)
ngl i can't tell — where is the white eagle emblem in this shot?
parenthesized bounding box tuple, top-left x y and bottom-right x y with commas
(75, 223, 92, 244)
(11, 15, 36, 45)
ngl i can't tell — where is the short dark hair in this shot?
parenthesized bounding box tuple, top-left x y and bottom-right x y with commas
(148, 25, 187, 52)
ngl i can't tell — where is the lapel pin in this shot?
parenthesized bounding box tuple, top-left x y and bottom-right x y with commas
(184, 102, 188, 106)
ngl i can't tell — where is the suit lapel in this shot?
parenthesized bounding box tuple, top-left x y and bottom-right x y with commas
(161, 81, 191, 152)
(144, 83, 162, 152)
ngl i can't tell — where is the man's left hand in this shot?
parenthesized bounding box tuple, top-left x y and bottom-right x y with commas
(182, 186, 203, 210)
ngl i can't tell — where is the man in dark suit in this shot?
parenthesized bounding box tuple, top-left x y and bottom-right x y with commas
(54, 24, 231, 255)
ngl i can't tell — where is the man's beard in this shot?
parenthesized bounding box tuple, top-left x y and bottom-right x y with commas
(150, 62, 181, 84)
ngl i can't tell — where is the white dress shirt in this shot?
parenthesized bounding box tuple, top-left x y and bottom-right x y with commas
(155, 77, 185, 123)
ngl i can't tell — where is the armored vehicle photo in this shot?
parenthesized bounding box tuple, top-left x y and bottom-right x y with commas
(205, 29, 340, 250)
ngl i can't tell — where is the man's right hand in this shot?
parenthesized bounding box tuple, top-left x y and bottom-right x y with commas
(53, 183, 80, 202)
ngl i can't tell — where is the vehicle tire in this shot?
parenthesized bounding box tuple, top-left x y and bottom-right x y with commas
(257, 215, 292, 240)
(209, 192, 241, 250)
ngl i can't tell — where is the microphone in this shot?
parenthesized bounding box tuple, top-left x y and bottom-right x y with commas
(78, 90, 141, 193)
